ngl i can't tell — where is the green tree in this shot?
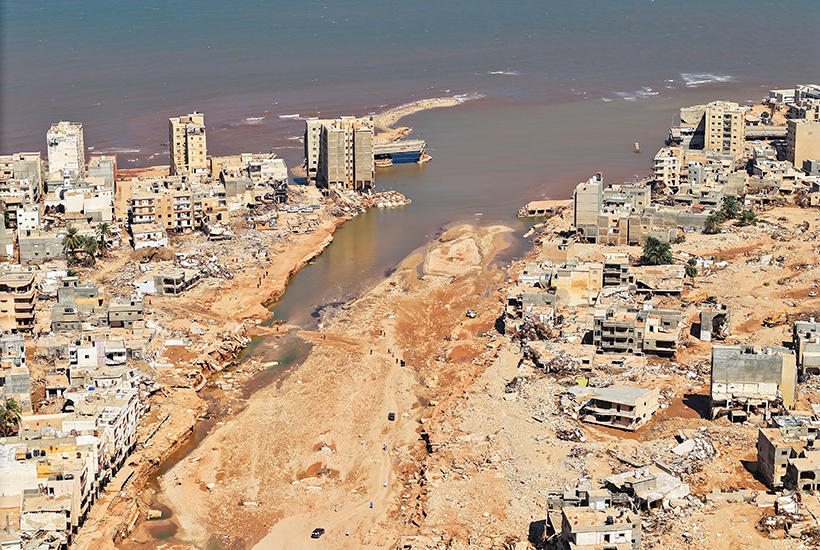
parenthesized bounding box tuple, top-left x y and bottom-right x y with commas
(721, 196, 740, 220)
(96, 222, 112, 258)
(0, 398, 22, 436)
(703, 211, 725, 235)
(685, 258, 698, 281)
(62, 226, 82, 255)
(640, 236, 673, 266)
(737, 209, 758, 227)
(80, 236, 98, 266)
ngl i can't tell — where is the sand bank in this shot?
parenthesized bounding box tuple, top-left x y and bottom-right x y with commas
(373, 96, 466, 130)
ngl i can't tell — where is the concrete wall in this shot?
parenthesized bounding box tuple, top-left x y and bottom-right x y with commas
(711, 345, 796, 407)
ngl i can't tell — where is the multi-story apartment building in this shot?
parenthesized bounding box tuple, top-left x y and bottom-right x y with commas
(305, 117, 374, 190)
(46, 121, 85, 178)
(169, 112, 207, 175)
(0, 152, 44, 216)
(572, 172, 604, 241)
(704, 101, 745, 161)
(129, 177, 227, 232)
(653, 146, 683, 189)
(593, 307, 682, 356)
(704, 101, 745, 158)
(786, 119, 820, 168)
(0, 271, 36, 332)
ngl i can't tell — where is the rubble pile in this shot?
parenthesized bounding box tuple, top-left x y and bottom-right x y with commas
(363, 190, 411, 208)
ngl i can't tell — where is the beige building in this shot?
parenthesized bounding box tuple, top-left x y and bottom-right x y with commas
(653, 146, 683, 189)
(305, 117, 374, 190)
(704, 101, 745, 161)
(169, 112, 207, 175)
(710, 344, 797, 420)
(569, 385, 660, 432)
(46, 121, 84, 178)
(572, 172, 604, 240)
(129, 177, 227, 232)
(0, 271, 36, 332)
(558, 507, 641, 550)
(786, 119, 820, 168)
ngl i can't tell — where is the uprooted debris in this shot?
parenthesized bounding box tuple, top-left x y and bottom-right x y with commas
(556, 427, 586, 442)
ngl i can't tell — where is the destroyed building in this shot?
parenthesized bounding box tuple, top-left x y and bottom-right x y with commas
(631, 265, 685, 295)
(540, 239, 576, 266)
(603, 466, 690, 510)
(593, 307, 682, 356)
(698, 304, 732, 341)
(793, 320, 820, 374)
(757, 425, 820, 490)
(710, 344, 797, 420)
(546, 507, 641, 550)
(567, 385, 660, 431)
(602, 254, 631, 288)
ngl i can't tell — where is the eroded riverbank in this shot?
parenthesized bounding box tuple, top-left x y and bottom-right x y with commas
(155, 224, 513, 549)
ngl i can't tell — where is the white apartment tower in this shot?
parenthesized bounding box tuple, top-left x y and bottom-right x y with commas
(704, 101, 745, 160)
(169, 112, 207, 175)
(46, 121, 85, 178)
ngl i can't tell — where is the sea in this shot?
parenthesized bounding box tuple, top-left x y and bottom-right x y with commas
(2, 0, 820, 325)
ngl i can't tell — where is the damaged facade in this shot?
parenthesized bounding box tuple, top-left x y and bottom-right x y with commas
(710, 344, 797, 420)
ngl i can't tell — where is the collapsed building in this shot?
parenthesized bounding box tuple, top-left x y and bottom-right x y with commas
(603, 465, 690, 510)
(592, 307, 682, 356)
(567, 385, 660, 431)
(710, 344, 797, 420)
(793, 320, 820, 374)
(545, 506, 642, 550)
(698, 304, 732, 341)
(757, 423, 820, 491)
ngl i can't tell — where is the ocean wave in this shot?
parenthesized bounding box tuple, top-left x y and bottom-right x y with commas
(278, 113, 302, 119)
(485, 70, 520, 76)
(287, 135, 303, 141)
(680, 73, 734, 87)
(244, 116, 266, 124)
(614, 87, 659, 102)
(453, 92, 485, 103)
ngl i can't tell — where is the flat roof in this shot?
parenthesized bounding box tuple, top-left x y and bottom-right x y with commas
(569, 385, 654, 405)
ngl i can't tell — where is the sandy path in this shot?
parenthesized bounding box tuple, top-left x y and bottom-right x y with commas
(156, 225, 512, 549)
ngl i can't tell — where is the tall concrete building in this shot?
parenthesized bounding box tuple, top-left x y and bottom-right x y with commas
(703, 101, 745, 160)
(572, 172, 603, 242)
(304, 117, 374, 191)
(46, 121, 84, 178)
(786, 119, 820, 168)
(169, 112, 207, 175)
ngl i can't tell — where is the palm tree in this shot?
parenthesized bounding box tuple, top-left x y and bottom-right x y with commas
(737, 209, 758, 227)
(80, 236, 98, 265)
(721, 196, 740, 220)
(0, 398, 22, 436)
(704, 212, 725, 235)
(96, 222, 112, 258)
(62, 226, 82, 255)
(685, 258, 698, 282)
(640, 236, 673, 266)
